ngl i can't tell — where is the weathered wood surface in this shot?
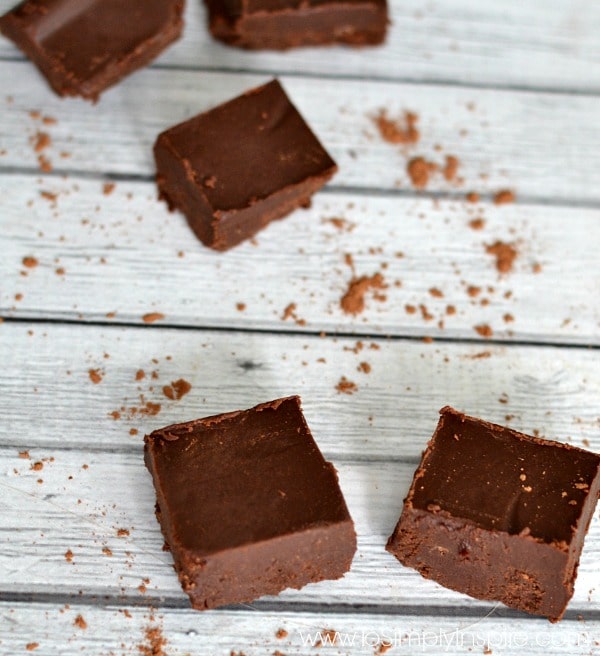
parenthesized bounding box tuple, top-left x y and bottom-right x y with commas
(1, 322, 599, 457)
(1, 175, 598, 344)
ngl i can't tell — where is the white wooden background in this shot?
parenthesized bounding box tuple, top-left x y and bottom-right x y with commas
(1, 1, 599, 654)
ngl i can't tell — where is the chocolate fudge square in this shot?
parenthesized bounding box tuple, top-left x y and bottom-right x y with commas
(204, 0, 388, 50)
(387, 406, 600, 621)
(144, 396, 356, 610)
(0, 0, 184, 101)
(153, 79, 337, 250)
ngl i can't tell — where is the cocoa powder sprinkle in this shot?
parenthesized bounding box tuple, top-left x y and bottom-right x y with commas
(373, 109, 420, 145)
(340, 273, 387, 315)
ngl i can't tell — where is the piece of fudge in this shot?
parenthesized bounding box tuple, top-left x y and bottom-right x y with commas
(144, 396, 356, 610)
(204, 0, 388, 50)
(0, 0, 185, 101)
(386, 406, 600, 621)
(153, 78, 337, 250)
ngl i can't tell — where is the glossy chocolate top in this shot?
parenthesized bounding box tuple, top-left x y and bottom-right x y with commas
(145, 396, 352, 555)
(157, 79, 337, 212)
(409, 407, 600, 544)
(2, 0, 183, 82)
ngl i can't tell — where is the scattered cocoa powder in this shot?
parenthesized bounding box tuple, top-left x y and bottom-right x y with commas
(407, 157, 437, 188)
(468, 218, 485, 230)
(37, 154, 52, 172)
(88, 368, 103, 384)
(162, 378, 192, 401)
(102, 182, 115, 196)
(138, 625, 168, 656)
(142, 313, 165, 324)
(236, 302, 246, 312)
(373, 109, 420, 145)
(503, 313, 514, 323)
(64, 549, 73, 563)
(323, 216, 355, 232)
(466, 192, 480, 203)
(102, 546, 113, 557)
(340, 272, 387, 315)
(493, 189, 515, 204)
(74, 614, 87, 630)
(19, 450, 30, 459)
(32, 131, 51, 152)
(429, 287, 444, 298)
(281, 302, 306, 326)
(467, 285, 481, 297)
(26, 643, 39, 651)
(486, 241, 518, 273)
(357, 362, 371, 374)
(22, 256, 38, 268)
(30, 461, 43, 471)
(336, 376, 358, 395)
(474, 324, 493, 338)
(275, 629, 288, 639)
(442, 155, 460, 182)
(117, 528, 130, 537)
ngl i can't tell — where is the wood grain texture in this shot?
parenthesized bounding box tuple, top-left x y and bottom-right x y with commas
(1, 63, 600, 204)
(2, 446, 600, 613)
(0, 0, 599, 93)
(1, 174, 598, 344)
(1, 602, 597, 656)
(1, 322, 598, 457)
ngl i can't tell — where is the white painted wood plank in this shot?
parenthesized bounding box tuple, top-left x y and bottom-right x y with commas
(0, 0, 599, 93)
(2, 602, 598, 656)
(1, 175, 598, 344)
(2, 447, 600, 614)
(1, 322, 598, 457)
(1, 63, 600, 204)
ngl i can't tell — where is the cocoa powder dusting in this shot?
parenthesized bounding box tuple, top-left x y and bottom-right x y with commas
(74, 614, 87, 630)
(32, 131, 51, 152)
(442, 155, 460, 182)
(407, 157, 437, 189)
(474, 324, 493, 338)
(373, 110, 420, 145)
(142, 313, 165, 324)
(138, 625, 168, 656)
(493, 189, 515, 204)
(26, 643, 39, 651)
(486, 241, 518, 273)
(162, 378, 192, 401)
(340, 273, 387, 315)
(22, 256, 39, 268)
(336, 376, 358, 395)
(88, 368, 103, 384)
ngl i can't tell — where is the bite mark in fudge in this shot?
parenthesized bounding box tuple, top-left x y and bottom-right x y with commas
(386, 406, 600, 622)
(154, 79, 337, 250)
(204, 0, 388, 50)
(144, 396, 356, 610)
(0, 0, 185, 101)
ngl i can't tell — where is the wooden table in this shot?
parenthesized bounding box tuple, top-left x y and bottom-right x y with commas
(1, 1, 599, 654)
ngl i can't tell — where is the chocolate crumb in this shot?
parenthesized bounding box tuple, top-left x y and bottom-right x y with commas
(22, 256, 39, 268)
(493, 189, 515, 204)
(336, 376, 358, 395)
(19, 450, 30, 459)
(486, 241, 518, 274)
(102, 182, 116, 196)
(407, 157, 437, 188)
(275, 629, 288, 639)
(74, 614, 87, 630)
(469, 218, 485, 230)
(64, 549, 73, 563)
(373, 109, 420, 145)
(142, 313, 165, 324)
(88, 369, 103, 384)
(474, 324, 493, 338)
(442, 155, 460, 182)
(466, 192, 480, 203)
(340, 273, 387, 315)
(26, 643, 39, 651)
(162, 379, 192, 401)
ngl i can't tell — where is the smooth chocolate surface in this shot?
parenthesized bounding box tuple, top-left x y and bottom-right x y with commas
(144, 396, 356, 610)
(0, 0, 184, 101)
(205, 0, 388, 49)
(154, 79, 337, 250)
(387, 407, 600, 621)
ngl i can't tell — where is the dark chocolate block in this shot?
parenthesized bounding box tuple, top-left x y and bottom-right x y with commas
(0, 0, 184, 101)
(154, 79, 337, 250)
(387, 406, 600, 622)
(204, 0, 388, 50)
(144, 396, 356, 610)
